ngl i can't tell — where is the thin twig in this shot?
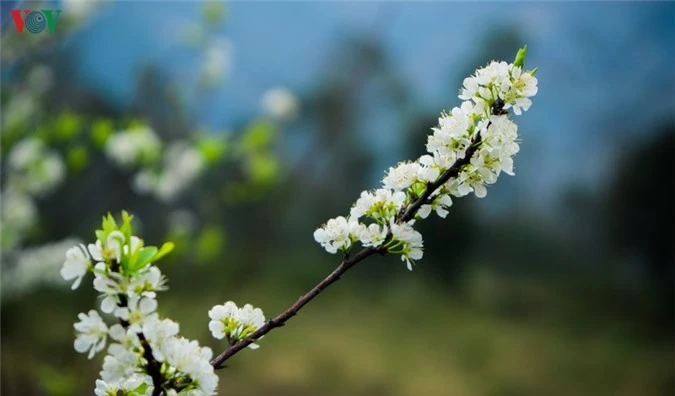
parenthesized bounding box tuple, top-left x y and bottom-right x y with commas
(209, 246, 380, 368)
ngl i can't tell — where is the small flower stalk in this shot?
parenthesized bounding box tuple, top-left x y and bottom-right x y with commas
(314, 46, 538, 270)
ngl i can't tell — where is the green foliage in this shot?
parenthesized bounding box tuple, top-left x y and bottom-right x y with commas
(91, 119, 113, 148)
(38, 364, 81, 396)
(54, 112, 82, 141)
(196, 225, 226, 263)
(202, 2, 227, 25)
(94, 211, 174, 274)
(129, 246, 158, 272)
(197, 135, 229, 164)
(246, 152, 279, 184)
(154, 242, 176, 262)
(66, 145, 89, 172)
(239, 120, 276, 153)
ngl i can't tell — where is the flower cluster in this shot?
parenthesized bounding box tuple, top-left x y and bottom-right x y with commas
(314, 46, 537, 270)
(260, 87, 300, 121)
(105, 126, 162, 169)
(62, 212, 219, 395)
(132, 141, 206, 203)
(2, 238, 81, 301)
(208, 301, 266, 349)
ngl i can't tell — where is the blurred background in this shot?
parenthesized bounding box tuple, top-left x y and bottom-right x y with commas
(1, 1, 673, 395)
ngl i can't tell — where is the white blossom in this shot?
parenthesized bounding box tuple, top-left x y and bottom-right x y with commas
(105, 127, 161, 168)
(142, 314, 179, 362)
(92, 260, 129, 313)
(134, 142, 206, 203)
(94, 379, 119, 396)
(100, 344, 143, 386)
(313, 216, 363, 254)
(2, 238, 81, 300)
(426, 101, 475, 164)
(60, 244, 91, 289)
(114, 295, 157, 333)
(260, 87, 300, 120)
(358, 223, 388, 247)
(155, 142, 205, 202)
(127, 266, 167, 299)
(163, 337, 218, 395)
(1, 188, 37, 238)
(382, 162, 422, 191)
(418, 194, 453, 219)
(208, 301, 238, 340)
(94, 376, 144, 396)
(200, 37, 233, 87)
(390, 221, 424, 271)
(209, 301, 265, 349)
(74, 310, 109, 359)
(236, 304, 266, 349)
(6, 138, 65, 196)
(502, 66, 538, 115)
(350, 189, 406, 221)
(89, 231, 125, 263)
(417, 156, 442, 183)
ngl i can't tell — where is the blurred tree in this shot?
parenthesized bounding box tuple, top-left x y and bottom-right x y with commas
(605, 120, 674, 330)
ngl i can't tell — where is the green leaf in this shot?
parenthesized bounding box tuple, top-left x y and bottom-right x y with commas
(197, 136, 228, 164)
(54, 112, 81, 141)
(246, 153, 278, 184)
(132, 382, 149, 395)
(66, 145, 89, 172)
(132, 246, 158, 271)
(101, 213, 118, 237)
(152, 242, 175, 263)
(120, 210, 134, 244)
(514, 45, 527, 68)
(197, 226, 226, 263)
(91, 119, 113, 148)
(202, 2, 227, 25)
(239, 120, 276, 153)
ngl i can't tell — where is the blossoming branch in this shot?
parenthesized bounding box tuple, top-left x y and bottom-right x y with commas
(313, 47, 537, 270)
(61, 46, 537, 395)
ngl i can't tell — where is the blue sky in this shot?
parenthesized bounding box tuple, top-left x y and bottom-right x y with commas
(9, 1, 675, 206)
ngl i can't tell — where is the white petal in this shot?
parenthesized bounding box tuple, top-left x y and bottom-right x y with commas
(101, 296, 117, 313)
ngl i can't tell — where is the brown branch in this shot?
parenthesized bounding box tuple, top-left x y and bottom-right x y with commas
(399, 133, 482, 223)
(210, 100, 503, 368)
(210, 246, 380, 368)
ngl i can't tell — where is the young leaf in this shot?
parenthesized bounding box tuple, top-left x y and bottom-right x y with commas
(514, 45, 527, 68)
(152, 242, 175, 263)
(132, 246, 158, 271)
(120, 210, 134, 243)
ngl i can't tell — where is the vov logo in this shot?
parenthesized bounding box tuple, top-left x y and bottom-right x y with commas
(10, 9, 61, 33)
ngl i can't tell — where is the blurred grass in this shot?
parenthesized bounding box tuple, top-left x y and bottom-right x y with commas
(2, 264, 671, 396)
